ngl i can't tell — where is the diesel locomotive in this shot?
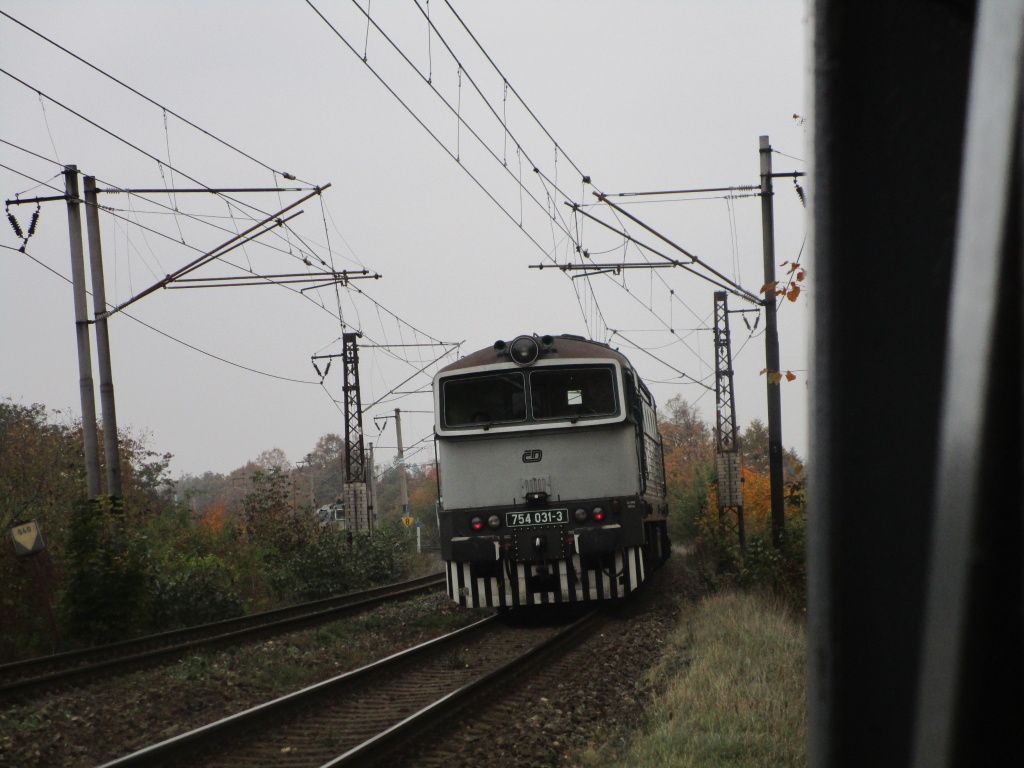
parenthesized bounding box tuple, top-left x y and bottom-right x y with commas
(433, 333, 670, 608)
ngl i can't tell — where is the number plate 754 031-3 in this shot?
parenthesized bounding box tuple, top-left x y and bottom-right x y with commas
(505, 508, 569, 528)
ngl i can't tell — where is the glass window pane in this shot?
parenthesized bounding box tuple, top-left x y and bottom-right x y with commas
(531, 368, 617, 419)
(443, 372, 526, 427)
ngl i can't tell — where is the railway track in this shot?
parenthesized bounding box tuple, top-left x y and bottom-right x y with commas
(0, 573, 445, 699)
(98, 608, 600, 768)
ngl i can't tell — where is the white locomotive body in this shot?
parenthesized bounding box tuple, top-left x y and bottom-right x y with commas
(434, 334, 669, 608)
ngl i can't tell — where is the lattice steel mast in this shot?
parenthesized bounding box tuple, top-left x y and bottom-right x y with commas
(341, 332, 370, 531)
(713, 291, 745, 551)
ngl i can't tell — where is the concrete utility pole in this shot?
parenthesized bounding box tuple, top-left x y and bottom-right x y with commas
(83, 175, 123, 498)
(367, 442, 377, 528)
(64, 165, 101, 500)
(759, 136, 786, 546)
(395, 408, 409, 518)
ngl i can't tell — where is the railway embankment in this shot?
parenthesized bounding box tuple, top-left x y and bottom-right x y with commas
(584, 588, 807, 768)
(1, 554, 806, 767)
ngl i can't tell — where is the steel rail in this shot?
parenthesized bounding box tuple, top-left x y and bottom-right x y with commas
(323, 610, 600, 767)
(0, 573, 444, 698)
(96, 609, 598, 768)
(96, 615, 500, 768)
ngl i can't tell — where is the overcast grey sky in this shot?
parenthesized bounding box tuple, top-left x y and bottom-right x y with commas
(0, 1, 807, 479)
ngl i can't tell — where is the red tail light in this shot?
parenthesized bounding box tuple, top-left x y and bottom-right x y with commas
(470, 516, 484, 531)
(592, 507, 605, 522)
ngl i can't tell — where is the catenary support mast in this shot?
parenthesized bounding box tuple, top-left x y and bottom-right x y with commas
(83, 175, 123, 498)
(395, 408, 409, 518)
(342, 332, 369, 531)
(64, 165, 101, 499)
(713, 291, 745, 551)
(759, 136, 786, 546)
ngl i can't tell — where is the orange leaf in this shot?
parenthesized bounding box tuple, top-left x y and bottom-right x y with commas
(786, 284, 801, 302)
(796, 270, 805, 281)
(767, 371, 783, 385)
(785, 370, 797, 382)
(760, 281, 777, 295)
(759, 367, 768, 375)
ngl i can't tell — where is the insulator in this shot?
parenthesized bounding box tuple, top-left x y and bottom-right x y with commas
(7, 212, 23, 239)
(323, 360, 332, 377)
(26, 209, 40, 237)
(312, 361, 323, 377)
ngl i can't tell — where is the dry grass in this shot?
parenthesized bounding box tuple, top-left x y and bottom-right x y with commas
(603, 590, 806, 767)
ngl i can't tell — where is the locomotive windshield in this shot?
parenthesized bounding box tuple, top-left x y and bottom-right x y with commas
(440, 365, 619, 428)
(530, 367, 617, 419)
(442, 372, 527, 427)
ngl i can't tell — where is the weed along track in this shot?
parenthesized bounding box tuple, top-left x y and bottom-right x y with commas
(97, 610, 601, 768)
(0, 574, 444, 699)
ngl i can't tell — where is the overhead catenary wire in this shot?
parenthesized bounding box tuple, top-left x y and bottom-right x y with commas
(594, 192, 762, 305)
(0, 161, 441, 374)
(363, 345, 461, 411)
(439, 0, 590, 183)
(0, 9, 310, 185)
(406, 8, 719, 351)
(418, 5, 757, 358)
(303, 0, 565, 269)
(610, 329, 713, 391)
(4, 124, 461, 430)
(12, 3, 723, 388)
(303, 0, 610, 341)
(0, 66, 330, 267)
(1, 136, 340, 271)
(0, 15, 455, 369)
(335, 0, 585, 257)
(4, 244, 321, 385)
(301, 3, 731, 377)
(1, 143, 445, 371)
(411, 0, 590, 226)
(772, 147, 805, 164)
(306, 2, 690, 358)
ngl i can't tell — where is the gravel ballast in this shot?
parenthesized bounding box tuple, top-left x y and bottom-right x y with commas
(0, 591, 487, 768)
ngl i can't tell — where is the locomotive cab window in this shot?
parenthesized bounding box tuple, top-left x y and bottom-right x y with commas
(442, 372, 527, 428)
(530, 367, 617, 420)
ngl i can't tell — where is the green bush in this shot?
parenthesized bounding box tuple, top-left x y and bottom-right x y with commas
(147, 553, 244, 628)
(62, 497, 149, 645)
(667, 462, 715, 543)
(691, 500, 807, 611)
(283, 523, 413, 601)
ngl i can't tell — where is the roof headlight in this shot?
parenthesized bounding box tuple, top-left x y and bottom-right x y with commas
(509, 335, 540, 366)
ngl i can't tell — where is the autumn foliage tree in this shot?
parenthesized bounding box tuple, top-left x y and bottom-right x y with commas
(654, 395, 807, 603)
(660, 396, 716, 541)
